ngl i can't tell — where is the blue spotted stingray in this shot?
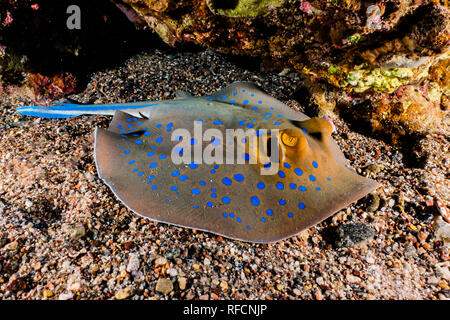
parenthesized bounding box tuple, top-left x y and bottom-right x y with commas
(17, 82, 379, 243)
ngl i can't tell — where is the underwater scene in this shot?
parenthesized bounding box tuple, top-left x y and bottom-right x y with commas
(0, 0, 448, 302)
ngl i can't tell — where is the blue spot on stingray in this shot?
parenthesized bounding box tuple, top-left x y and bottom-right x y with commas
(257, 182, 265, 189)
(246, 123, 255, 128)
(294, 168, 303, 176)
(262, 117, 270, 120)
(132, 168, 138, 173)
(199, 180, 206, 186)
(251, 93, 254, 97)
(264, 162, 271, 169)
(211, 193, 217, 198)
(148, 175, 155, 180)
(156, 124, 162, 128)
(264, 112, 272, 116)
(213, 120, 223, 125)
(266, 209, 274, 216)
(124, 150, 130, 155)
(229, 213, 235, 218)
(309, 175, 316, 182)
(151, 146, 157, 150)
(233, 173, 245, 182)
(278, 171, 286, 178)
(191, 188, 200, 195)
(159, 155, 167, 160)
(242, 89, 246, 93)
(273, 122, 281, 125)
(256, 129, 264, 136)
(302, 128, 307, 133)
(222, 96, 227, 99)
(261, 217, 266, 222)
(147, 152, 155, 157)
(189, 162, 198, 169)
(236, 217, 242, 223)
(211, 188, 216, 192)
(171, 170, 180, 177)
(327, 177, 332, 181)
(129, 160, 136, 165)
(298, 186, 307, 192)
(222, 177, 232, 186)
(127, 124, 133, 128)
(283, 162, 291, 168)
(133, 118, 137, 121)
(165, 200, 169, 203)
(298, 203, 306, 210)
(238, 120, 246, 126)
(135, 140, 143, 145)
(117, 125, 122, 128)
(230, 100, 235, 104)
(149, 162, 158, 168)
(246, 226, 251, 230)
(155, 137, 163, 143)
(241, 137, 247, 143)
(222, 197, 230, 204)
(214, 164, 219, 169)
(138, 172, 144, 176)
(144, 131, 152, 136)
(171, 186, 178, 191)
(258, 101, 262, 104)
(233, 92, 237, 96)
(276, 182, 284, 190)
(251, 196, 260, 206)
(137, 122, 143, 126)
(289, 183, 297, 189)
(179, 175, 188, 181)
(210, 169, 216, 174)
(206, 202, 213, 207)
(243, 153, 250, 161)
(252, 107, 258, 111)
(152, 185, 158, 190)
(316, 187, 321, 191)
(193, 205, 199, 209)
(312, 161, 318, 168)
(196, 120, 203, 123)
(279, 199, 286, 206)
(288, 212, 293, 218)
(222, 212, 228, 218)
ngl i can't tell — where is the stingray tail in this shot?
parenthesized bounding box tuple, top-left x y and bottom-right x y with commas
(16, 101, 158, 119)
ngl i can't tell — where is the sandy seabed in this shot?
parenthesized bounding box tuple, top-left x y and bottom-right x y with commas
(0, 48, 449, 300)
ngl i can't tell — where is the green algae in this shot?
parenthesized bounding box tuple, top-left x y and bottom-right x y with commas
(207, 0, 285, 18)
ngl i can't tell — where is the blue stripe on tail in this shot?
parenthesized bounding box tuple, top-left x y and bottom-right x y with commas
(16, 106, 81, 118)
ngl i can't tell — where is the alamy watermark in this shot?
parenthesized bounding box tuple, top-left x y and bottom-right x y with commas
(169, 121, 281, 175)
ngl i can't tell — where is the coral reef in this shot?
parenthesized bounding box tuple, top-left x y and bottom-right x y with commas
(0, 0, 448, 139)
(118, 0, 449, 139)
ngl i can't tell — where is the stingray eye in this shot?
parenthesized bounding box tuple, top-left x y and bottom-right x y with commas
(281, 132, 298, 147)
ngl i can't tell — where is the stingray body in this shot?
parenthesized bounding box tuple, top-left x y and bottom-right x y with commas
(17, 82, 379, 243)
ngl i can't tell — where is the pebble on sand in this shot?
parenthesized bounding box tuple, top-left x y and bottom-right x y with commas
(156, 278, 173, 295)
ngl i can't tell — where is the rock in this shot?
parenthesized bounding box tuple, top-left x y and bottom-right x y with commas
(115, 287, 133, 300)
(4, 240, 18, 250)
(68, 223, 86, 240)
(346, 274, 362, 284)
(219, 280, 228, 291)
(154, 256, 167, 266)
(156, 278, 173, 295)
(433, 216, 450, 248)
(334, 223, 375, 248)
(6, 274, 26, 292)
(166, 268, 178, 277)
(43, 289, 54, 298)
(365, 193, 380, 213)
(178, 276, 187, 290)
(126, 254, 140, 273)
